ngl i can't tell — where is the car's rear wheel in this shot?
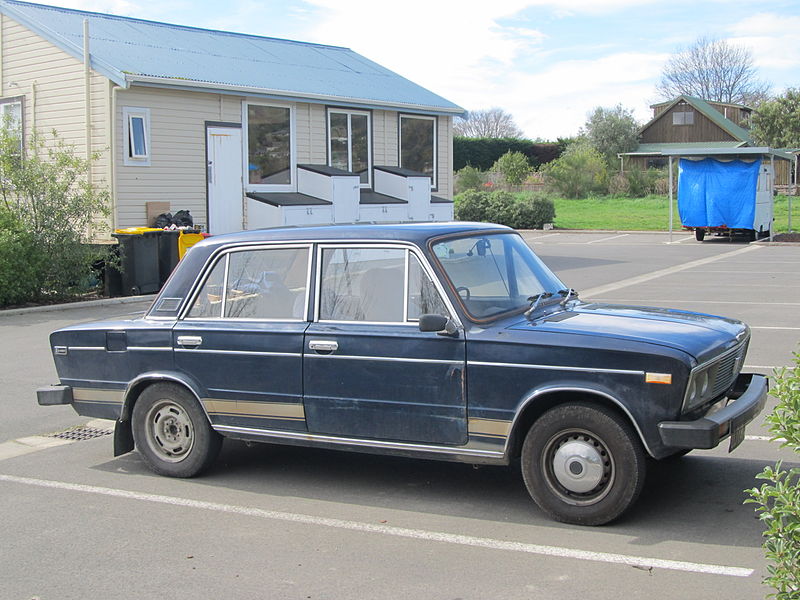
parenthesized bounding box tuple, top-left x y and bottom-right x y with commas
(132, 382, 221, 477)
(521, 402, 646, 526)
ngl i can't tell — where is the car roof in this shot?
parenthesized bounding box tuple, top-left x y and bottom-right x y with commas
(200, 221, 510, 247)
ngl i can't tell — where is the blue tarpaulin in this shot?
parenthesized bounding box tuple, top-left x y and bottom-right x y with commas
(678, 158, 761, 229)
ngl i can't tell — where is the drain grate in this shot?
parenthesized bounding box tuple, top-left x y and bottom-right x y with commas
(48, 426, 113, 441)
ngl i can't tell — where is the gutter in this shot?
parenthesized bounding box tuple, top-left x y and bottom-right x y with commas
(124, 74, 466, 117)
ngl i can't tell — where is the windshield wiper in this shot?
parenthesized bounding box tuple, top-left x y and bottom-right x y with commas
(524, 292, 553, 318)
(557, 288, 579, 307)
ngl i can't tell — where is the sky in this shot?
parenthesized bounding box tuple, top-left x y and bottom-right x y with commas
(27, 0, 800, 140)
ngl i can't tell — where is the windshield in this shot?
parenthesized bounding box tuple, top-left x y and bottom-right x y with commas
(431, 232, 566, 320)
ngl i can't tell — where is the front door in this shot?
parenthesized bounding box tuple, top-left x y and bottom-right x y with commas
(303, 245, 467, 445)
(206, 125, 243, 234)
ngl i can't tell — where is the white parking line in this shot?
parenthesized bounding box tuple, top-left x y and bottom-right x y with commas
(581, 245, 760, 298)
(526, 232, 561, 241)
(0, 473, 754, 578)
(587, 234, 630, 244)
(751, 326, 800, 331)
(665, 236, 696, 244)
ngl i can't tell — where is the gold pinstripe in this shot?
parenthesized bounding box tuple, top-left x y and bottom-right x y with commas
(202, 399, 305, 421)
(72, 388, 125, 404)
(468, 417, 511, 440)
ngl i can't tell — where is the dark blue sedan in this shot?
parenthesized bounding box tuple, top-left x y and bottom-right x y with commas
(38, 222, 767, 525)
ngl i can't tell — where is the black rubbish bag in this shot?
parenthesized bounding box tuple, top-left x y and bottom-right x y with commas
(172, 210, 193, 227)
(154, 212, 173, 228)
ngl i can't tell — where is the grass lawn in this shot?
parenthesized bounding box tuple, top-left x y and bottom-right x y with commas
(549, 194, 800, 233)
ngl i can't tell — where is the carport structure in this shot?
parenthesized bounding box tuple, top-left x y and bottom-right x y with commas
(657, 147, 796, 242)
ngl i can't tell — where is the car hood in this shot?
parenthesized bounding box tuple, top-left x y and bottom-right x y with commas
(508, 302, 748, 363)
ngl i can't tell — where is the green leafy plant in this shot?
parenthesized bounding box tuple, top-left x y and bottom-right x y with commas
(454, 190, 492, 222)
(746, 352, 800, 599)
(454, 189, 555, 229)
(542, 142, 608, 198)
(0, 126, 110, 306)
(455, 165, 486, 193)
(492, 151, 532, 187)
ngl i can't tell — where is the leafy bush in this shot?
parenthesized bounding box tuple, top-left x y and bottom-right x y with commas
(455, 190, 555, 229)
(0, 127, 109, 306)
(492, 151, 532, 186)
(626, 168, 668, 198)
(746, 352, 800, 599)
(455, 165, 486, 194)
(542, 142, 608, 198)
(454, 189, 493, 222)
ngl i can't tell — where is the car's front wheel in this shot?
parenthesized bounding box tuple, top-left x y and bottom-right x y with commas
(132, 382, 221, 477)
(521, 402, 646, 526)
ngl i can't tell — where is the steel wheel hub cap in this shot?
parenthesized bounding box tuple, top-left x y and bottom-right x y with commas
(146, 401, 194, 462)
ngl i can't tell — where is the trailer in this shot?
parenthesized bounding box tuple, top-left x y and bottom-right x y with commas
(662, 147, 793, 243)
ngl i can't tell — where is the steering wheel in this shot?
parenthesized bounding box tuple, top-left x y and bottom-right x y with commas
(456, 286, 471, 301)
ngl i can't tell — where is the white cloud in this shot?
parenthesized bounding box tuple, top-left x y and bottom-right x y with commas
(727, 13, 800, 70)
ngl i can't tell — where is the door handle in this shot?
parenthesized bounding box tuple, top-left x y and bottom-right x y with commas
(177, 335, 203, 348)
(309, 340, 338, 353)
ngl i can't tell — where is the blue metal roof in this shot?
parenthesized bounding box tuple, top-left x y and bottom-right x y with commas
(0, 0, 463, 115)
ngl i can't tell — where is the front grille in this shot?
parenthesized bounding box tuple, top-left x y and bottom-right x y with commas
(711, 346, 743, 397)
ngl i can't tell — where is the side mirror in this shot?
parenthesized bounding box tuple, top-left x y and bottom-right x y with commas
(418, 314, 459, 337)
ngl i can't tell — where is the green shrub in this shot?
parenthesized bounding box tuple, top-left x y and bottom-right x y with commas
(746, 352, 800, 599)
(455, 165, 486, 194)
(542, 142, 608, 198)
(492, 151, 531, 186)
(625, 168, 667, 198)
(454, 189, 555, 229)
(454, 137, 560, 171)
(0, 128, 109, 306)
(508, 193, 556, 229)
(454, 190, 492, 222)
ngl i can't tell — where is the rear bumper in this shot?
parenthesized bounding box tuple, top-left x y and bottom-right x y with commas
(37, 385, 73, 406)
(657, 373, 768, 451)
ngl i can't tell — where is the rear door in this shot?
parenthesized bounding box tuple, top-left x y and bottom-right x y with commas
(302, 244, 467, 445)
(174, 244, 311, 431)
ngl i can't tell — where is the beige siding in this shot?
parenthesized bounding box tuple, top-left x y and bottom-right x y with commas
(115, 87, 249, 229)
(437, 115, 452, 198)
(1, 15, 111, 233)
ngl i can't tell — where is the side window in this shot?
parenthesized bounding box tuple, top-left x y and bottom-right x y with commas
(320, 247, 405, 322)
(186, 247, 309, 320)
(122, 107, 151, 166)
(225, 248, 309, 319)
(187, 258, 226, 318)
(407, 254, 449, 320)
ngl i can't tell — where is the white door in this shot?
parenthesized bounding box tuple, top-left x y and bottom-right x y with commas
(207, 126, 243, 234)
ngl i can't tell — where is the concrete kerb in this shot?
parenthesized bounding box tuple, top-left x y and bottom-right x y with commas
(0, 294, 154, 317)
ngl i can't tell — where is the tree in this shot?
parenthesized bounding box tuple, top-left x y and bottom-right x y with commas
(751, 89, 800, 148)
(582, 104, 640, 168)
(454, 107, 524, 138)
(656, 36, 771, 106)
(542, 141, 608, 199)
(0, 126, 110, 305)
(492, 151, 531, 186)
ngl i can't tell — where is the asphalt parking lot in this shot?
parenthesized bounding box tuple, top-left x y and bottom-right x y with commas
(0, 231, 797, 599)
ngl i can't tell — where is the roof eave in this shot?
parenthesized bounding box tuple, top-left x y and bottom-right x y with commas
(125, 74, 466, 116)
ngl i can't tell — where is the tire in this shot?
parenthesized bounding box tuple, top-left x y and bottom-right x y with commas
(521, 402, 646, 526)
(132, 382, 222, 477)
(695, 229, 705, 241)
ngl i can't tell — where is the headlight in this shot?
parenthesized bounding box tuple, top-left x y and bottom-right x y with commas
(683, 368, 710, 413)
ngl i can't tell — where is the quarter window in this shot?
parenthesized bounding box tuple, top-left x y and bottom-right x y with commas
(246, 103, 293, 188)
(328, 109, 371, 186)
(399, 115, 436, 189)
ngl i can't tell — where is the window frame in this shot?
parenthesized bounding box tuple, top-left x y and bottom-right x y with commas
(398, 114, 437, 190)
(122, 106, 151, 166)
(243, 101, 297, 193)
(1, 96, 24, 154)
(672, 111, 695, 126)
(314, 243, 455, 326)
(326, 108, 372, 188)
(182, 243, 313, 322)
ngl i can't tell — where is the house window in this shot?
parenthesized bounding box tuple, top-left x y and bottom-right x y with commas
(245, 103, 294, 189)
(399, 114, 436, 189)
(1, 98, 23, 153)
(122, 107, 151, 166)
(672, 111, 694, 126)
(327, 109, 371, 186)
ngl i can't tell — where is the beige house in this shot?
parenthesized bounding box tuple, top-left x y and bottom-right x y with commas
(0, 0, 463, 237)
